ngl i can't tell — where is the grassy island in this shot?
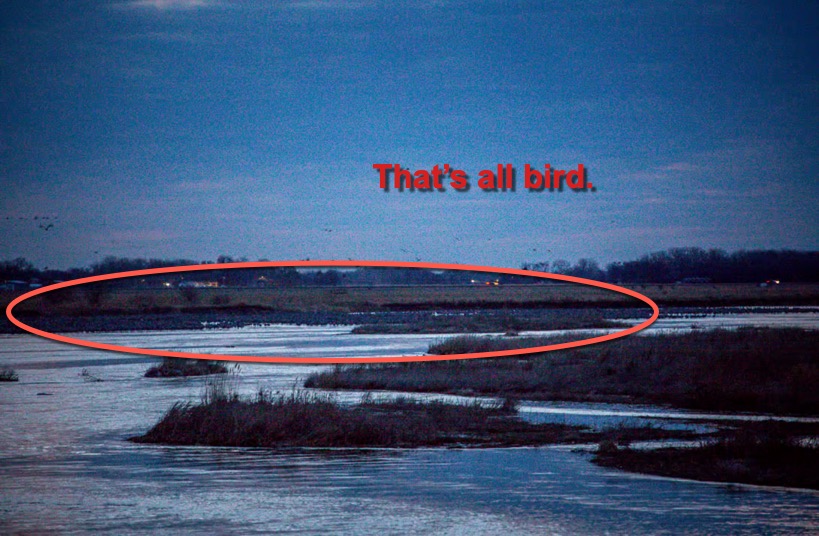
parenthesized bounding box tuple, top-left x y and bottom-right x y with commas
(144, 358, 229, 378)
(594, 427, 819, 490)
(131, 387, 691, 449)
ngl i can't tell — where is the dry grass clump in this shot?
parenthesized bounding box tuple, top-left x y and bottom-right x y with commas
(145, 357, 229, 378)
(0, 367, 19, 382)
(426, 333, 579, 354)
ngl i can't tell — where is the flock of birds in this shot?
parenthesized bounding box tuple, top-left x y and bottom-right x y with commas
(5, 215, 58, 231)
(4, 216, 555, 265)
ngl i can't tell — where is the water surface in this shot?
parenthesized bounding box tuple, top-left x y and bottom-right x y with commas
(2, 313, 818, 534)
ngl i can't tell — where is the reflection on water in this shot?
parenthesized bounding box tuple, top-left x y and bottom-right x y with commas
(5, 441, 819, 535)
(2, 316, 819, 534)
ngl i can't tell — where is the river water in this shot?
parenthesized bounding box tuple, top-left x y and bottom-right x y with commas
(1, 310, 818, 534)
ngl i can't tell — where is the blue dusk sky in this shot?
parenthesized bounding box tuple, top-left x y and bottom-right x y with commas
(2, 0, 817, 269)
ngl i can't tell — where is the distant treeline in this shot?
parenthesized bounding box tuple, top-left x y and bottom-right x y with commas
(1, 248, 818, 287)
(522, 248, 819, 284)
(0, 256, 478, 288)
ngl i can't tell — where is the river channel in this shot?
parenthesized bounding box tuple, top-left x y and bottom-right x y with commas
(1, 309, 818, 534)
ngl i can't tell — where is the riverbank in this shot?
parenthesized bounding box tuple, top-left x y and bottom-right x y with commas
(7, 282, 819, 319)
(350, 309, 625, 334)
(306, 328, 819, 415)
(2, 306, 632, 335)
(594, 424, 819, 490)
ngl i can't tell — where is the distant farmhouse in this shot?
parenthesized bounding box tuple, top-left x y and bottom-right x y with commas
(178, 280, 219, 288)
(1, 279, 41, 290)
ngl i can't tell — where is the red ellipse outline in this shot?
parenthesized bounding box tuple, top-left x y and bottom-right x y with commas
(5, 261, 658, 364)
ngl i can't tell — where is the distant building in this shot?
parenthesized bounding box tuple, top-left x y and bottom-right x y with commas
(178, 281, 219, 288)
(1, 280, 30, 291)
(676, 277, 712, 284)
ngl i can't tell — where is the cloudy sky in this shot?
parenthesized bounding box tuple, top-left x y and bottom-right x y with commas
(2, 0, 817, 270)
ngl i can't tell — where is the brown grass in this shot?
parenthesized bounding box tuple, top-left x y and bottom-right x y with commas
(129, 386, 603, 448)
(131, 381, 698, 449)
(144, 358, 229, 378)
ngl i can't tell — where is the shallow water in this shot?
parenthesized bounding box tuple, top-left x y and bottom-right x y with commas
(642, 308, 819, 331)
(1, 315, 818, 534)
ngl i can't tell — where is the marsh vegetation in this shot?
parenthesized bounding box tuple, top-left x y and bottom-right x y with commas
(0, 367, 19, 382)
(144, 357, 229, 378)
(594, 423, 819, 490)
(132, 381, 696, 449)
(307, 328, 819, 415)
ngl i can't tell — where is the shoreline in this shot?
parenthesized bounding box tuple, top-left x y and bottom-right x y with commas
(593, 433, 819, 491)
(5, 303, 816, 335)
(2, 306, 639, 335)
(306, 328, 819, 416)
(7, 282, 819, 318)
